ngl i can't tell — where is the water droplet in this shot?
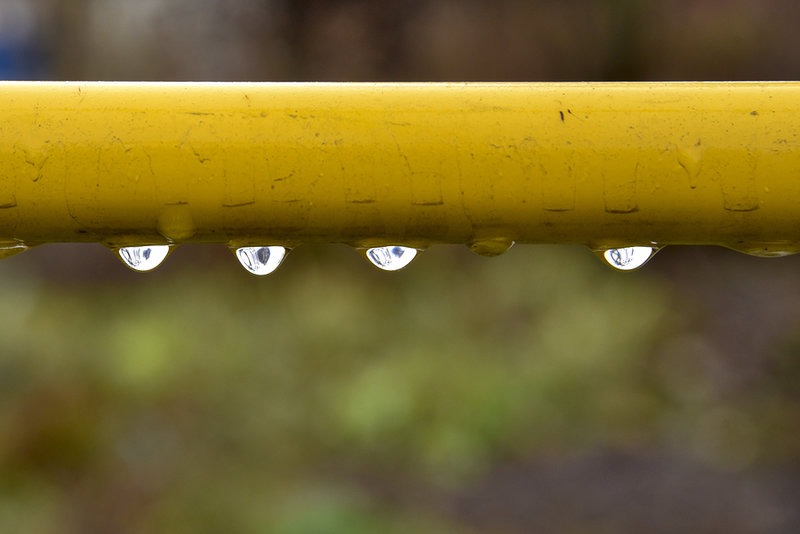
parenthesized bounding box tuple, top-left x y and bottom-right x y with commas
(365, 245, 417, 271)
(0, 243, 28, 259)
(728, 242, 800, 258)
(601, 246, 655, 271)
(468, 238, 515, 257)
(157, 204, 196, 241)
(235, 246, 287, 275)
(740, 248, 795, 258)
(117, 245, 170, 272)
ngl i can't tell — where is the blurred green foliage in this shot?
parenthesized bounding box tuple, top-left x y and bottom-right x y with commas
(2, 244, 797, 532)
(0, 244, 673, 532)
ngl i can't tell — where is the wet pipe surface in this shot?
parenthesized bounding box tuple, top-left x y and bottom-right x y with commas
(0, 81, 798, 273)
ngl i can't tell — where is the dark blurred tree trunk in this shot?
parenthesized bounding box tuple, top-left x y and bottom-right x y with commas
(51, 0, 91, 79)
(280, 0, 424, 81)
(369, 2, 423, 81)
(282, 0, 315, 79)
(603, 0, 646, 80)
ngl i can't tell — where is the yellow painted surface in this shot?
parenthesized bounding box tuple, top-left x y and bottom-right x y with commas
(0, 81, 799, 256)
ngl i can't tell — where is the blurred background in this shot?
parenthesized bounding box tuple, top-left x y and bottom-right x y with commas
(1, 0, 800, 532)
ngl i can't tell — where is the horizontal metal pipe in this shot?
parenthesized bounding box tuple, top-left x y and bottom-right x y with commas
(1, 81, 799, 257)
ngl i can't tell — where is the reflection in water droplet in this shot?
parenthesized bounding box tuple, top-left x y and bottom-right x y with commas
(366, 246, 417, 271)
(602, 246, 655, 271)
(235, 246, 287, 276)
(118, 245, 170, 272)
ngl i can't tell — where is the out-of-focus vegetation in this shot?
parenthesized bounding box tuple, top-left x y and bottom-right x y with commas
(4, 245, 800, 532)
(2, 0, 800, 532)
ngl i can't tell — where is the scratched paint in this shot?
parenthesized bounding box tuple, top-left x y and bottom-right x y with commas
(0, 151, 18, 241)
(602, 156, 639, 215)
(676, 139, 703, 190)
(540, 151, 576, 212)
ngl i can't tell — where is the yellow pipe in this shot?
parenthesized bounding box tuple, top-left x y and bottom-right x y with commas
(1, 81, 799, 257)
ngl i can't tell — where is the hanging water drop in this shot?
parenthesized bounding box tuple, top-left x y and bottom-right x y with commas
(117, 245, 170, 272)
(235, 246, 287, 276)
(0, 243, 28, 259)
(468, 238, 515, 257)
(601, 246, 655, 271)
(365, 245, 418, 271)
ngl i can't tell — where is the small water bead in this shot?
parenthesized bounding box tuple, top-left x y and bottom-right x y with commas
(733, 243, 800, 258)
(468, 238, 515, 257)
(365, 245, 417, 271)
(0, 243, 28, 259)
(602, 246, 655, 271)
(235, 246, 287, 276)
(117, 245, 170, 272)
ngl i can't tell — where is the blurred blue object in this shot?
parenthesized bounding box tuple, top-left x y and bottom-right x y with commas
(0, 0, 46, 80)
(0, 40, 41, 79)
